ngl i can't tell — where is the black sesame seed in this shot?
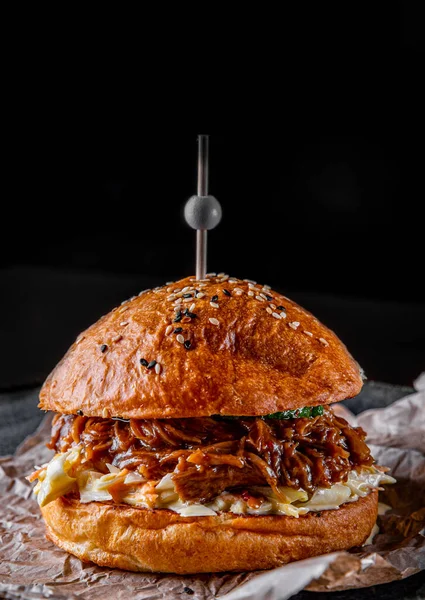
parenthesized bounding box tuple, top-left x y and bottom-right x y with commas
(174, 327, 183, 333)
(277, 305, 286, 311)
(265, 294, 273, 301)
(147, 360, 157, 369)
(183, 588, 194, 596)
(183, 293, 192, 298)
(184, 340, 192, 349)
(173, 314, 182, 323)
(77, 410, 84, 416)
(223, 289, 231, 296)
(100, 344, 108, 353)
(140, 358, 149, 367)
(211, 295, 218, 302)
(315, 512, 322, 517)
(187, 312, 197, 319)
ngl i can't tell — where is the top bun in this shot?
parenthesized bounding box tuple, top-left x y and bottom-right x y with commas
(39, 275, 363, 419)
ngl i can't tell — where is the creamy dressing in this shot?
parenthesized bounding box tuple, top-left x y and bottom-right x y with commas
(30, 448, 395, 518)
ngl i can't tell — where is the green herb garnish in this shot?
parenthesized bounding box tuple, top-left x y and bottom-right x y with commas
(214, 406, 324, 421)
(263, 406, 324, 420)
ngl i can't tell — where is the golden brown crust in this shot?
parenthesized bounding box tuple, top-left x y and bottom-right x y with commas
(41, 491, 378, 574)
(39, 275, 362, 419)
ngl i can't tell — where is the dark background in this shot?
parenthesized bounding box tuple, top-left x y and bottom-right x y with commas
(3, 133, 424, 299)
(1, 133, 424, 389)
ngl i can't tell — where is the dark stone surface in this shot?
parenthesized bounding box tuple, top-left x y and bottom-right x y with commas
(0, 387, 42, 456)
(343, 379, 415, 414)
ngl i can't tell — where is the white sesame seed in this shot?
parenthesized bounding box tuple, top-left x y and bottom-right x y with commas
(263, 284, 271, 290)
(120, 321, 128, 326)
(244, 279, 257, 284)
(196, 292, 206, 298)
(167, 287, 173, 292)
(112, 335, 123, 342)
(155, 363, 162, 374)
(234, 288, 244, 294)
(255, 295, 265, 302)
(289, 321, 300, 330)
(228, 279, 237, 284)
(272, 312, 281, 319)
(259, 293, 268, 300)
(248, 283, 256, 289)
(319, 337, 329, 346)
(248, 291, 254, 297)
(206, 272, 216, 277)
(280, 312, 287, 319)
(219, 274, 229, 281)
(269, 304, 276, 310)
(165, 325, 173, 335)
(177, 334, 185, 344)
(167, 295, 176, 301)
(210, 302, 219, 308)
(304, 330, 313, 337)
(209, 317, 220, 326)
(189, 303, 196, 312)
(198, 283, 208, 288)
(235, 290, 243, 296)
(266, 307, 273, 314)
(138, 290, 149, 296)
(217, 272, 226, 277)
(102, 408, 110, 419)
(173, 289, 181, 293)
(182, 286, 190, 293)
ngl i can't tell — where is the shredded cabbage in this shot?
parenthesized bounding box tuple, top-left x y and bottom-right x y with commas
(304, 483, 352, 511)
(35, 447, 81, 507)
(30, 449, 395, 518)
(78, 472, 114, 503)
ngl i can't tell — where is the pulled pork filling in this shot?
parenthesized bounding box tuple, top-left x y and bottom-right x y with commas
(48, 407, 373, 504)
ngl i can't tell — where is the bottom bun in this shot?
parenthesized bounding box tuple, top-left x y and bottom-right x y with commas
(41, 491, 378, 574)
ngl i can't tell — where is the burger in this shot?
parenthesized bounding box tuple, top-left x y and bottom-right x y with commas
(28, 273, 395, 574)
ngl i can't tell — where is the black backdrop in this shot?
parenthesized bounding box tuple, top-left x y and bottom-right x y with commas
(2, 133, 424, 301)
(1, 133, 424, 389)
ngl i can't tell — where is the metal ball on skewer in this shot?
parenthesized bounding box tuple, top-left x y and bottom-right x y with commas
(184, 135, 222, 280)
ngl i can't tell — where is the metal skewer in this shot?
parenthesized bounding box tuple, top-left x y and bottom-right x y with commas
(184, 135, 222, 280)
(196, 135, 209, 280)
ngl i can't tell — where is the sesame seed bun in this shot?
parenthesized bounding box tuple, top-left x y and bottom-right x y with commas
(41, 491, 378, 574)
(38, 275, 363, 419)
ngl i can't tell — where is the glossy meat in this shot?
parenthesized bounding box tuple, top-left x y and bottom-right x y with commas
(49, 408, 373, 502)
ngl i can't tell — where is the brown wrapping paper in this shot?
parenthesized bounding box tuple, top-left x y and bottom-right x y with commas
(1, 375, 424, 600)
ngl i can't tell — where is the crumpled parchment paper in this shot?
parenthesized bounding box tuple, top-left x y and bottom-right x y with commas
(1, 375, 424, 600)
